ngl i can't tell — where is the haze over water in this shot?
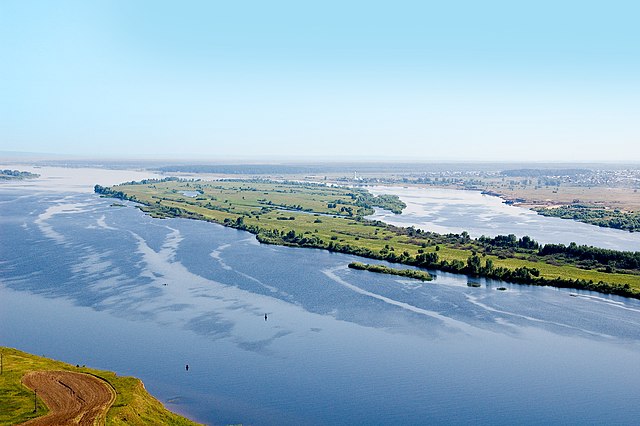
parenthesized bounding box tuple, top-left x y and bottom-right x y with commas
(1, 167, 640, 425)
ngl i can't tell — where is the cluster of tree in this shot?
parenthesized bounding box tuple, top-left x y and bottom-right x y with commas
(539, 242, 640, 270)
(254, 228, 325, 248)
(340, 206, 354, 216)
(352, 192, 406, 214)
(111, 177, 185, 186)
(411, 252, 540, 281)
(534, 206, 640, 232)
(0, 169, 40, 179)
(348, 262, 432, 281)
(475, 233, 640, 271)
(478, 234, 539, 250)
(410, 251, 634, 297)
(384, 224, 475, 247)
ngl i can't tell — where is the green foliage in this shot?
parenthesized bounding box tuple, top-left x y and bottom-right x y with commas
(534, 205, 640, 232)
(0, 169, 39, 180)
(538, 242, 640, 270)
(348, 262, 432, 281)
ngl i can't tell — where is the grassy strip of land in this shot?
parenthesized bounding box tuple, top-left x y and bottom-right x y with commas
(348, 262, 433, 281)
(94, 178, 640, 299)
(533, 205, 640, 232)
(0, 347, 201, 426)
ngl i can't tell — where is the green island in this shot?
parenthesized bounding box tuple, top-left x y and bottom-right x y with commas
(533, 205, 640, 232)
(348, 262, 433, 281)
(0, 169, 39, 180)
(95, 178, 640, 299)
(0, 347, 200, 425)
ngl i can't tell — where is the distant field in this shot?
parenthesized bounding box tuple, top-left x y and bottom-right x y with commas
(377, 180, 640, 211)
(96, 179, 640, 297)
(493, 186, 640, 211)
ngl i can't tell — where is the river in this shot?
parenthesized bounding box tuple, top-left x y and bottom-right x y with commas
(1, 168, 640, 425)
(367, 186, 640, 251)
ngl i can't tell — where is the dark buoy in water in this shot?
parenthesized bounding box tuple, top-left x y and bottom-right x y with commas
(185, 364, 189, 371)
(264, 313, 268, 321)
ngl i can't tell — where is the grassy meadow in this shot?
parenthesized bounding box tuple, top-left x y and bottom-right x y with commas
(96, 179, 640, 296)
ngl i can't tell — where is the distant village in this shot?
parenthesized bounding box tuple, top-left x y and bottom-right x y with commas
(335, 168, 640, 189)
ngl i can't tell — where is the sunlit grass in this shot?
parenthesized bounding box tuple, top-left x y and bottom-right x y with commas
(0, 347, 201, 426)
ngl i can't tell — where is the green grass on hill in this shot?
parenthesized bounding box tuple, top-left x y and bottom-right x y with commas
(0, 347, 201, 426)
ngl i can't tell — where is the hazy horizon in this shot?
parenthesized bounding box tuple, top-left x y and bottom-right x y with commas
(3, 151, 640, 172)
(2, 1, 639, 162)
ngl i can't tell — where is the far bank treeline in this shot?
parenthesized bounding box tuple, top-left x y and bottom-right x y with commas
(533, 205, 640, 232)
(94, 179, 640, 299)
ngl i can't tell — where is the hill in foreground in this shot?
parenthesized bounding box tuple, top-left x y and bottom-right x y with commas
(0, 347, 201, 425)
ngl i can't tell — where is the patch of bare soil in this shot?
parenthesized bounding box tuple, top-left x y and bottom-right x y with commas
(20, 370, 115, 426)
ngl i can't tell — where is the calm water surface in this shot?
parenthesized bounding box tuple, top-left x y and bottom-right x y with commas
(1, 170, 640, 425)
(367, 186, 640, 251)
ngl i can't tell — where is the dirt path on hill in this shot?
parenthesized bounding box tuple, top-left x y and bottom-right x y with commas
(20, 370, 116, 426)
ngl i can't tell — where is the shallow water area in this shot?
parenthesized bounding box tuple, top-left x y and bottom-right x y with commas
(1, 168, 640, 425)
(367, 185, 640, 251)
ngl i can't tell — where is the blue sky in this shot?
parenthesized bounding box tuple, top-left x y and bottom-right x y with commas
(1, 0, 639, 161)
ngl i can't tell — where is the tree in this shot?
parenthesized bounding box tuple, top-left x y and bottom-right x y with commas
(466, 255, 482, 275)
(484, 259, 494, 274)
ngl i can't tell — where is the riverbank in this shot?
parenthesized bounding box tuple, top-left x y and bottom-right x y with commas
(95, 179, 640, 299)
(0, 347, 201, 425)
(365, 185, 640, 250)
(366, 182, 640, 232)
(481, 188, 640, 232)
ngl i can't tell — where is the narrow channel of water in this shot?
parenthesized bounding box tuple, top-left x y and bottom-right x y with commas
(367, 186, 640, 251)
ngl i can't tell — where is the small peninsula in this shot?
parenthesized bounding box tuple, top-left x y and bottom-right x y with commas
(0, 347, 200, 425)
(95, 178, 640, 299)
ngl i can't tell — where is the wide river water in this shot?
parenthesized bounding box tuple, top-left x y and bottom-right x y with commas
(1, 168, 640, 425)
(367, 186, 640, 251)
